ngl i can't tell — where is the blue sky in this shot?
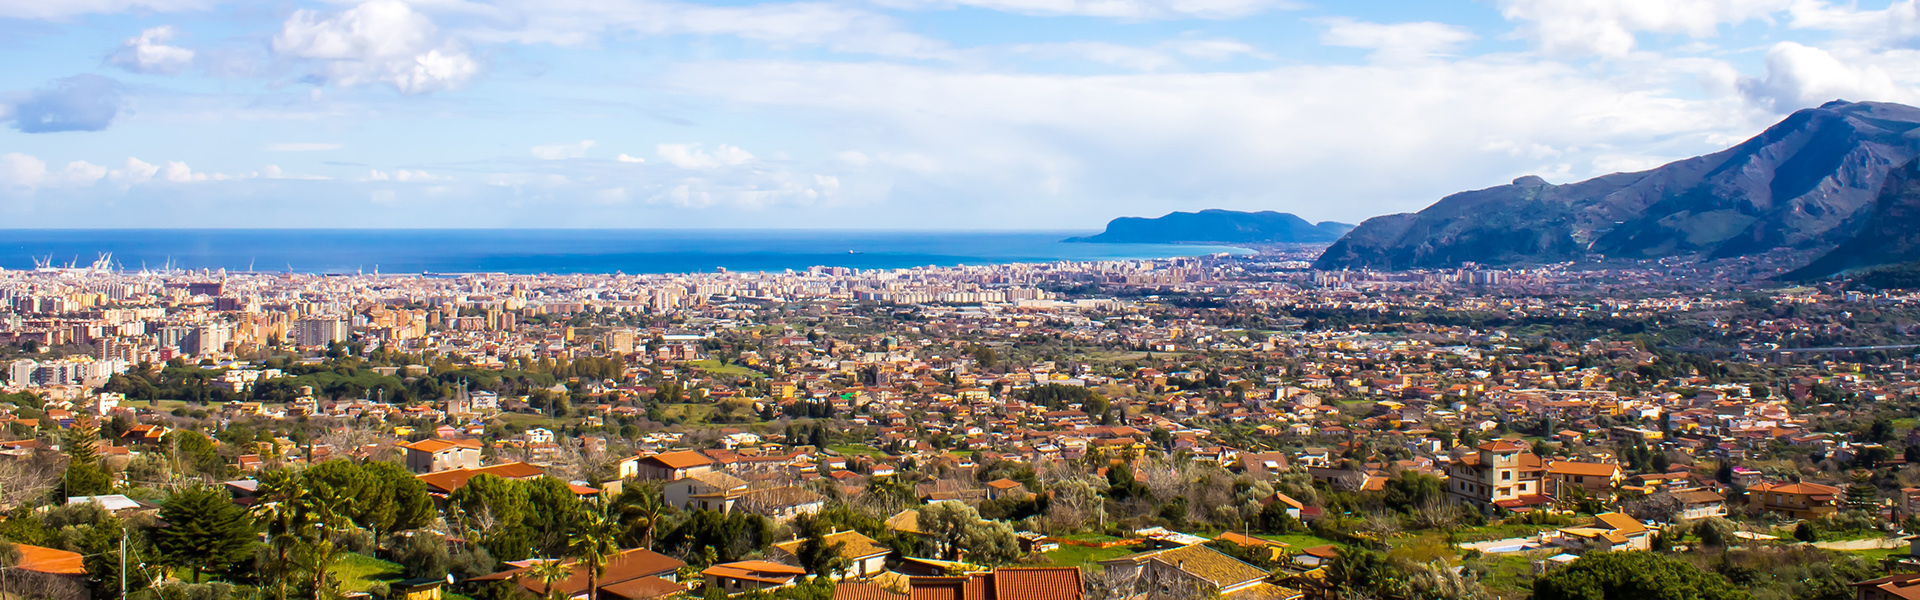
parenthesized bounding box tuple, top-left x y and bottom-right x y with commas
(0, 0, 1917, 229)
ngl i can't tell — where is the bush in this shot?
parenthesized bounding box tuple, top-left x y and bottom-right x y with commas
(394, 533, 451, 580)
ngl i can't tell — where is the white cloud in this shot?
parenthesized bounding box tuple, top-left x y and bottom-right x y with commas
(458, 0, 950, 59)
(0, 153, 47, 189)
(0, 153, 243, 191)
(532, 140, 595, 160)
(62, 161, 108, 185)
(111, 158, 159, 185)
(1321, 18, 1476, 62)
(0, 0, 211, 20)
(265, 142, 344, 152)
(1739, 41, 1910, 112)
(874, 0, 1301, 19)
(107, 26, 196, 75)
(368, 169, 441, 182)
(657, 143, 755, 169)
(274, 0, 479, 94)
(1495, 0, 1793, 57)
(616, 153, 646, 163)
(661, 57, 1760, 223)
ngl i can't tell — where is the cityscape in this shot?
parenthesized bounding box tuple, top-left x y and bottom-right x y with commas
(12, 0, 1920, 599)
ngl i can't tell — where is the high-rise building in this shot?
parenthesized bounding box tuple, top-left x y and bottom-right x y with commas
(292, 317, 348, 348)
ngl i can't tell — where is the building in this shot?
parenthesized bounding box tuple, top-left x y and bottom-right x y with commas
(473, 548, 686, 600)
(771, 531, 891, 581)
(1554, 512, 1651, 552)
(1544, 460, 1623, 500)
(703, 560, 806, 595)
(292, 317, 349, 348)
(1748, 481, 1842, 520)
(737, 486, 828, 522)
(663, 471, 749, 512)
(907, 567, 1084, 600)
(1674, 490, 1728, 520)
(400, 438, 484, 474)
(635, 450, 717, 481)
(1446, 440, 1548, 510)
(1851, 572, 1920, 600)
(1098, 544, 1298, 600)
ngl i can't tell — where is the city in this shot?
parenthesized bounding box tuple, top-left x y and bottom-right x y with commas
(0, 247, 1915, 600)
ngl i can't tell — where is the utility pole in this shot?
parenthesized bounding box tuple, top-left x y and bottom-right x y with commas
(119, 531, 126, 600)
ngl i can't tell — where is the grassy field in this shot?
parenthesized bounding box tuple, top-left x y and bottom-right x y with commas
(333, 552, 406, 593)
(1056, 533, 1128, 544)
(828, 443, 888, 458)
(657, 403, 716, 423)
(1846, 546, 1907, 562)
(1254, 533, 1342, 549)
(1476, 553, 1544, 599)
(1042, 544, 1139, 567)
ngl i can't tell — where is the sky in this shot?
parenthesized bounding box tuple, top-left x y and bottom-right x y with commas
(1, 0, 1919, 229)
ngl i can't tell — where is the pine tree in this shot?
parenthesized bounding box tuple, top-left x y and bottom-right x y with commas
(61, 421, 111, 497)
(155, 486, 255, 582)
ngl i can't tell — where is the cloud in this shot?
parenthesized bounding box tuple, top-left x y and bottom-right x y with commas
(273, 0, 479, 94)
(874, 0, 1302, 19)
(456, 0, 951, 59)
(1321, 18, 1476, 62)
(108, 26, 196, 75)
(660, 57, 1760, 223)
(367, 169, 440, 182)
(1495, 0, 1792, 57)
(616, 153, 646, 163)
(5, 75, 122, 133)
(0, 0, 212, 20)
(265, 142, 344, 152)
(657, 143, 754, 169)
(532, 140, 595, 160)
(1738, 41, 1910, 112)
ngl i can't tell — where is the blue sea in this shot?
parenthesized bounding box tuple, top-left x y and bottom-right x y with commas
(0, 230, 1251, 275)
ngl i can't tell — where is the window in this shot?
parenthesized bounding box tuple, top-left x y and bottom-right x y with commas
(1502, 471, 1512, 481)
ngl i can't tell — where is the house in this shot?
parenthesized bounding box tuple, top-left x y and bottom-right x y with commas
(1748, 481, 1842, 519)
(1260, 492, 1305, 519)
(703, 560, 807, 595)
(737, 486, 827, 522)
(1098, 544, 1297, 600)
(907, 567, 1083, 600)
(2, 543, 88, 598)
(1213, 531, 1286, 563)
(636, 450, 718, 481)
(415, 462, 553, 496)
(771, 531, 891, 581)
(66, 494, 161, 518)
(1674, 489, 1728, 520)
(1554, 512, 1651, 552)
(1236, 453, 1291, 481)
(391, 578, 448, 600)
(1447, 440, 1548, 511)
(663, 471, 749, 512)
(1852, 572, 1920, 600)
(1292, 545, 1338, 569)
(472, 548, 687, 600)
(1544, 461, 1623, 500)
(983, 479, 1032, 501)
(400, 438, 484, 474)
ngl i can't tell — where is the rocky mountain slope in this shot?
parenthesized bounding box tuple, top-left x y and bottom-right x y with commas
(1314, 101, 1920, 271)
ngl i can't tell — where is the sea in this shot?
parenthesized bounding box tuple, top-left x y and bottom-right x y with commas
(0, 230, 1253, 275)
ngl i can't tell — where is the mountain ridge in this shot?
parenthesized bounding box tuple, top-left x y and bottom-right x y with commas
(1068, 209, 1353, 244)
(1314, 100, 1920, 271)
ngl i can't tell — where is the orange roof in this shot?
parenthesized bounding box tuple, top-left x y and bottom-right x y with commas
(991, 568, 1081, 600)
(1546, 461, 1620, 478)
(416, 462, 547, 494)
(401, 438, 483, 453)
(836, 582, 909, 600)
(1477, 440, 1527, 452)
(645, 450, 717, 469)
(16, 544, 85, 575)
(1751, 481, 1843, 496)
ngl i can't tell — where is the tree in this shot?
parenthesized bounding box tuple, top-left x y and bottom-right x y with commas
(525, 559, 575, 600)
(60, 421, 111, 497)
(1531, 551, 1747, 600)
(916, 501, 1019, 564)
(155, 486, 255, 582)
(611, 483, 670, 550)
(252, 469, 310, 600)
(295, 479, 359, 600)
(570, 506, 622, 600)
(1793, 521, 1818, 543)
(793, 515, 847, 577)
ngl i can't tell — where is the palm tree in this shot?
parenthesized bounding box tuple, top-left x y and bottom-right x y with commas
(570, 505, 623, 600)
(613, 484, 668, 550)
(251, 469, 310, 600)
(298, 481, 358, 600)
(525, 558, 575, 600)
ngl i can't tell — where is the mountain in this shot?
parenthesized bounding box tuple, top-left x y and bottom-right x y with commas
(1314, 100, 1920, 271)
(1787, 159, 1920, 278)
(1068, 210, 1353, 244)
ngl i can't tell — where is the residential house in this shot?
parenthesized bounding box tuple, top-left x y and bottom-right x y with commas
(1748, 481, 1842, 520)
(1674, 490, 1729, 520)
(1099, 544, 1299, 600)
(907, 567, 1083, 600)
(473, 548, 687, 600)
(663, 471, 749, 512)
(1446, 441, 1548, 511)
(1851, 572, 1920, 600)
(703, 560, 806, 595)
(1554, 512, 1651, 552)
(771, 531, 891, 581)
(636, 450, 718, 481)
(1544, 461, 1623, 500)
(737, 486, 827, 522)
(400, 438, 483, 474)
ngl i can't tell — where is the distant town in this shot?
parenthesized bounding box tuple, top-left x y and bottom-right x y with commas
(1, 246, 1916, 600)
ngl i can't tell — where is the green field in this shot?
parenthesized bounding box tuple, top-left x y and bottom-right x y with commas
(688, 360, 767, 379)
(333, 552, 405, 593)
(1043, 544, 1139, 567)
(1254, 533, 1342, 549)
(828, 443, 888, 458)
